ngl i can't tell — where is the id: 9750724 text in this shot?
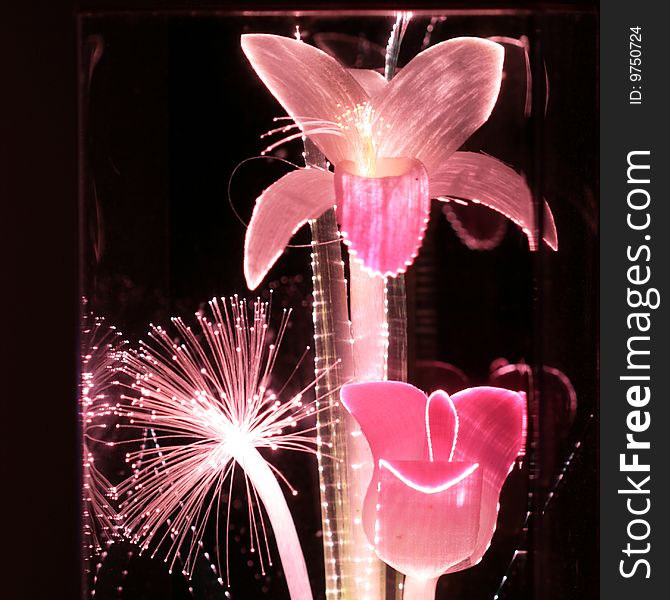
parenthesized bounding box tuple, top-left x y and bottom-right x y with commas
(629, 26, 643, 105)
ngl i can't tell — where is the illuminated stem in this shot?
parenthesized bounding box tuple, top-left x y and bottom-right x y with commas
(308, 211, 407, 600)
(402, 576, 438, 600)
(349, 261, 388, 600)
(307, 134, 387, 598)
(309, 207, 357, 599)
(308, 231, 388, 593)
(386, 275, 408, 381)
(235, 445, 313, 600)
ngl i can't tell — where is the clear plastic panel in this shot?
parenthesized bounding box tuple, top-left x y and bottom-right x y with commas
(79, 9, 597, 600)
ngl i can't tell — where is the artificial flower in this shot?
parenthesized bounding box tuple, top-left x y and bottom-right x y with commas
(241, 34, 557, 288)
(341, 381, 525, 591)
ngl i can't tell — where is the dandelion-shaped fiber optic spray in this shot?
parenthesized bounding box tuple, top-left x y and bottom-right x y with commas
(116, 297, 327, 600)
(81, 308, 125, 568)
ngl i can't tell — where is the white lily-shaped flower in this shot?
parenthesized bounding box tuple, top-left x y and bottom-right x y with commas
(241, 33, 557, 288)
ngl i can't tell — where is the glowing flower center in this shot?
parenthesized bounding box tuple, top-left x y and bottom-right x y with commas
(334, 102, 382, 177)
(223, 425, 252, 454)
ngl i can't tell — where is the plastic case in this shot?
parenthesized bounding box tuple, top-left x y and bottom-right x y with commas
(79, 6, 598, 599)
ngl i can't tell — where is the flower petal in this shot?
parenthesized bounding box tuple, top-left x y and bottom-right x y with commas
(425, 390, 458, 462)
(244, 168, 335, 290)
(448, 386, 526, 569)
(347, 68, 388, 97)
(241, 34, 368, 165)
(336, 157, 431, 277)
(340, 381, 428, 462)
(431, 151, 558, 250)
(373, 38, 504, 174)
(371, 460, 482, 580)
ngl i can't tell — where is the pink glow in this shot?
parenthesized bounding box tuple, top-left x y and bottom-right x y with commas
(379, 460, 479, 494)
(340, 381, 525, 577)
(114, 299, 324, 598)
(336, 158, 430, 277)
(244, 167, 336, 290)
(347, 68, 388, 96)
(371, 38, 504, 175)
(80, 307, 126, 564)
(447, 386, 527, 570)
(375, 460, 482, 580)
(241, 34, 558, 287)
(425, 389, 459, 463)
(241, 34, 368, 166)
(431, 152, 558, 251)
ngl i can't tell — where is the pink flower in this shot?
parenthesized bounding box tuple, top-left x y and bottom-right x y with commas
(341, 381, 525, 581)
(241, 34, 557, 288)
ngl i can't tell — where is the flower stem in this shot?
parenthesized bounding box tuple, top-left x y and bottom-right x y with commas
(402, 576, 439, 600)
(235, 445, 313, 600)
(386, 274, 408, 382)
(309, 208, 358, 599)
(382, 275, 407, 600)
(348, 260, 389, 600)
(306, 138, 362, 599)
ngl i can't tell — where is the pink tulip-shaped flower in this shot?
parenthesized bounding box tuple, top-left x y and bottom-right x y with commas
(241, 34, 557, 288)
(341, 381, 526, 599)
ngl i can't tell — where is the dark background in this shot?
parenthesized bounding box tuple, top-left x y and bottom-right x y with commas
(3, 3, 597, 600)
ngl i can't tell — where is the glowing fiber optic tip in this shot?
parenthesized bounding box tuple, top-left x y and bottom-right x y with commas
(113, 297, 332, 600)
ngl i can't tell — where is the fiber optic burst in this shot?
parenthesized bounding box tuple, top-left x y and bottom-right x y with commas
(81, 306, 126, 567)
(115, 297, 330, 600)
